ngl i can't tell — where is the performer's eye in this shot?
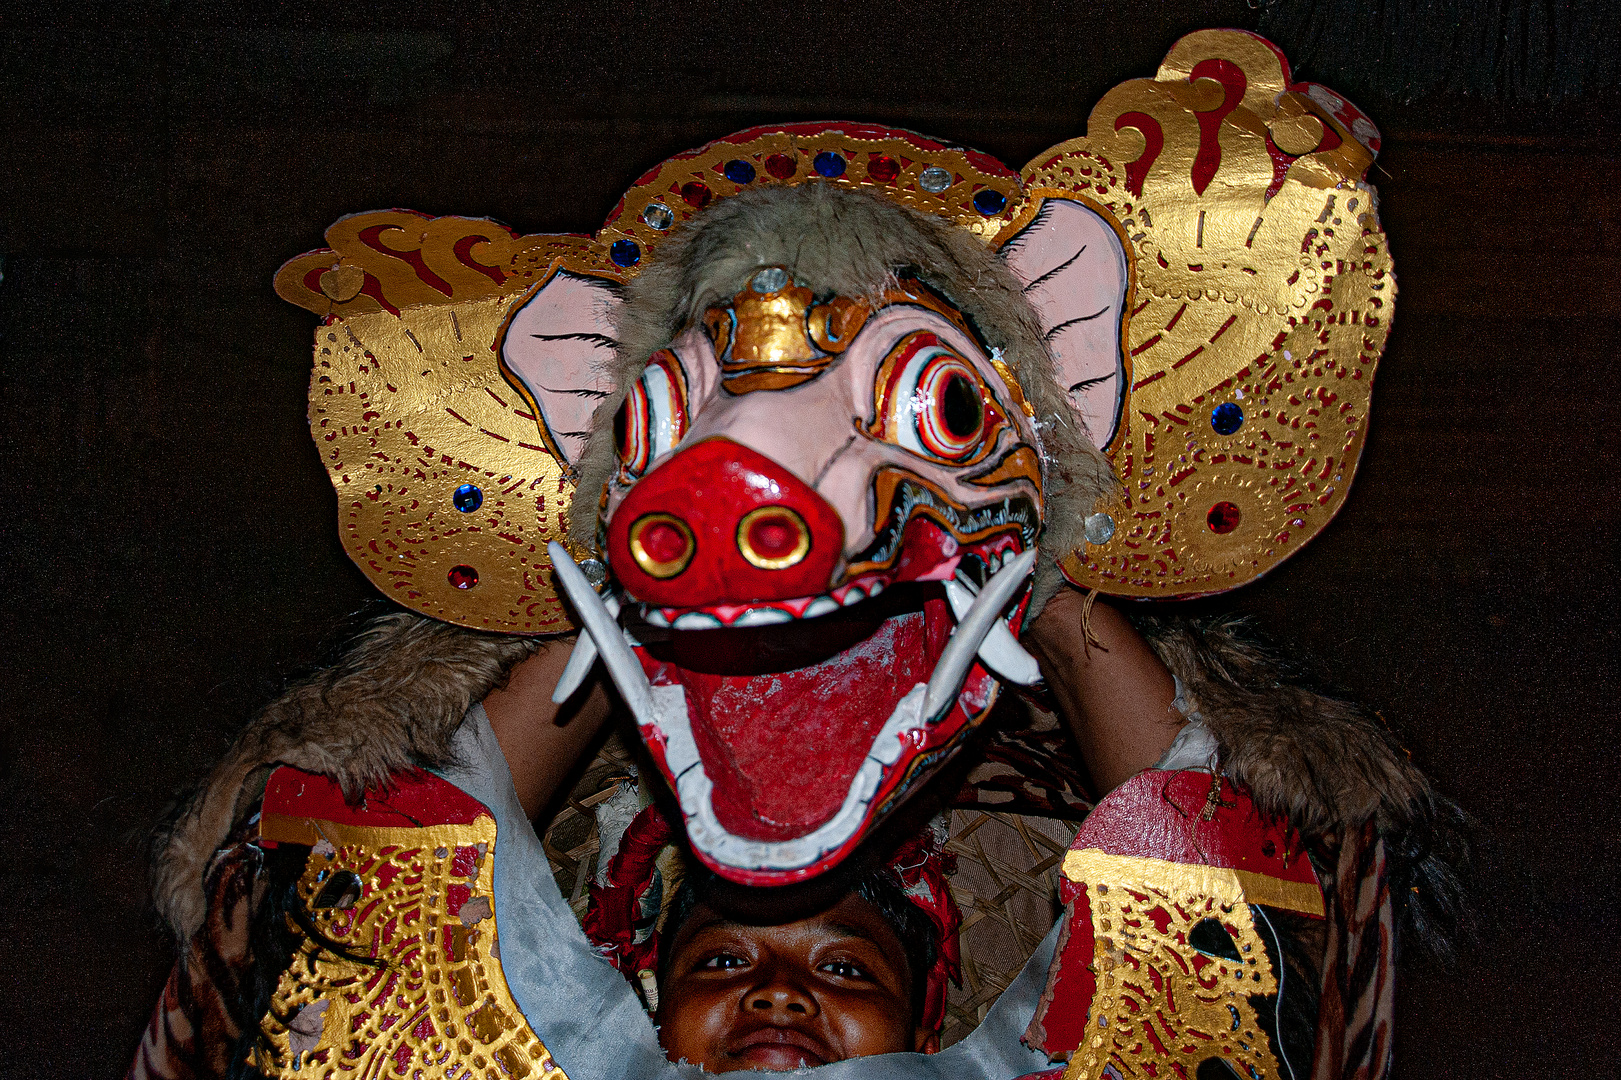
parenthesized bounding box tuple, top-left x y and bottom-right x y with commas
(817, 958, 871, 980)
(873, 333, 996, 464)
(699, 952, 749, 971)
(614, 350, 687, 482)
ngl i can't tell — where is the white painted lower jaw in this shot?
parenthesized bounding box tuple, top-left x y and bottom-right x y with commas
(646, 682, 928, 872)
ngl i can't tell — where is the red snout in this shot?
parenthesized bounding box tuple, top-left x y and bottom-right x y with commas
(605, 438, 845, 609)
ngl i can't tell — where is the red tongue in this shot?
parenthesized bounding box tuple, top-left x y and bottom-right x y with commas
(671, 607, 947, 841)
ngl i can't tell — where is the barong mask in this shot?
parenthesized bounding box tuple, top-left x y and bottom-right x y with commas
(514, 180, 1130, 885)
(277, 30, 1391, 887)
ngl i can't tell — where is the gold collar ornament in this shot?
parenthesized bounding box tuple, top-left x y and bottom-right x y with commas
(276, 29, 1390, 631)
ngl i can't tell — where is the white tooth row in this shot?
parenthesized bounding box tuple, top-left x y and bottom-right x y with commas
(639, 579, 885, 630)
(983, 547, 1015, 573)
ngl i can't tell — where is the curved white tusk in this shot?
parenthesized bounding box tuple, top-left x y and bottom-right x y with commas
(547, 542, 652, 720)
(944, 576, 1043, 686)
(551, 591, 620, 704)
(923, 548, 1038, 721)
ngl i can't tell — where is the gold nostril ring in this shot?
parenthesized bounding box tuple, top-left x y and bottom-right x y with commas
(628, 513, 696, 579)
(736, 506, 811, 570)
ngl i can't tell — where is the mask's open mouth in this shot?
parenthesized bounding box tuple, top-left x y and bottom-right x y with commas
(639, 586, 949, 843)
(547, 542, 1042, 885)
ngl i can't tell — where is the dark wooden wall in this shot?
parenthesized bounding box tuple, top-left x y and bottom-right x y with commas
(1, 3, 1614, 1075)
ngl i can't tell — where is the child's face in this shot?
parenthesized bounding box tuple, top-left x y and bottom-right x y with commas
(655, 893, 938, 1072)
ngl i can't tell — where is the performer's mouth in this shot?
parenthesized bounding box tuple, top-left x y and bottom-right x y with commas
(547, 541, 1041, 885)
(726, 1026, 831, 1070)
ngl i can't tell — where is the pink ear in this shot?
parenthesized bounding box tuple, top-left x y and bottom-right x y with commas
(999, 199, 1130, 450)
(498, 270, 621, 466)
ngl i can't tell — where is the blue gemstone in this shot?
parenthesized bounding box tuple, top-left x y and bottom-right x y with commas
(1211, 402, 1245, 435)
(610, 239, 641, 267)
(453, 483, 483, 512)
(813, 151, 846, 178)
(972, 189, 1007, 215)
(724, 159, 756, 185)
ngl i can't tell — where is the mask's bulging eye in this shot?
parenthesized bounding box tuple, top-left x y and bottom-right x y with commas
(926, 367, 985, 457)
(874, 332, 999, 464)
(615, 350, 687, 482)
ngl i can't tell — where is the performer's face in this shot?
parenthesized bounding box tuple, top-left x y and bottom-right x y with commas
(655, 892, 937, 1071)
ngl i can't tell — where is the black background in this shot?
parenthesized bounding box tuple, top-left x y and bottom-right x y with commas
(1, 2, 1616, 1075)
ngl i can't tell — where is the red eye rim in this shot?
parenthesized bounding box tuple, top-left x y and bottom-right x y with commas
(872, 332, 1002, 466)
(615, 380, 651, 478)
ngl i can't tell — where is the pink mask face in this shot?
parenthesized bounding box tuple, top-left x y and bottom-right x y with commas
(502, 199, 1129, 885)
(598, 277, 1043, 883)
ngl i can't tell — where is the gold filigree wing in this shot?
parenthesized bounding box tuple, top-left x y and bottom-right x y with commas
(277, 212, 624, 633)
(1007, 28, 1394, 598)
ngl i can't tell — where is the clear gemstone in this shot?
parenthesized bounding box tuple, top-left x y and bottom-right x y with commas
(641, 202, 674, 230)
(919, 165, 952, 193)
(1084, 512, 1116, 545)
(751, 266, 789, 293)
(578, 558, 608, 588)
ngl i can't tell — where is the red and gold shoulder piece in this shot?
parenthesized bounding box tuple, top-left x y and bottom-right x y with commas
(1061, 769, 1321, 910)
(250, 767, 567, 1080)
(1033, 770, 1323, 1075)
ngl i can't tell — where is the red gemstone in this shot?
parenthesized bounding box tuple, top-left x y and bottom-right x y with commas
(764, 154, 797, 180)
(867, 155, 900, 183)
(1206, 502, 1242, 534)
(680, 181, 713, 209)
(448, 564, 479, 589)
(641, 520, 691, 564)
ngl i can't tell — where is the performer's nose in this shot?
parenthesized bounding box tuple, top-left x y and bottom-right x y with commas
(606, 438, 845, 610)
(747, 978, 819, 1019)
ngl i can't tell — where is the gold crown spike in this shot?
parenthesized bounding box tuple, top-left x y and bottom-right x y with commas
(275, 29, 1392, 630)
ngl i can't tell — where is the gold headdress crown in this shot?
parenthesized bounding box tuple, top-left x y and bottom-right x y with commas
(276, 29, 1390, 630)
(702, 269, 974, 394)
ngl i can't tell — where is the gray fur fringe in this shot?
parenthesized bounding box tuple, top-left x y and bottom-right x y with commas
(150, 613, 542, 942)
